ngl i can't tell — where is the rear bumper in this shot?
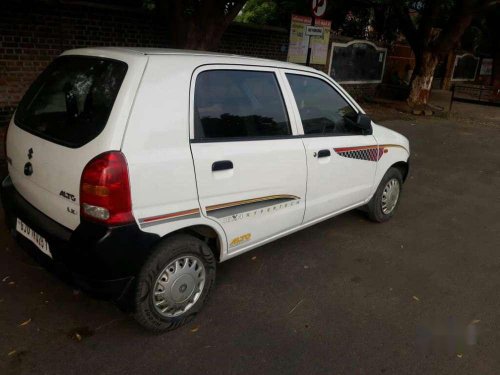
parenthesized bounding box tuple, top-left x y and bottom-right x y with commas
(1, 176, 159, 300)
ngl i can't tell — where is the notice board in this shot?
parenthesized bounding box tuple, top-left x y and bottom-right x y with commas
(452, 54, 480, 81)
(328, 41, 387, 83)
(287, 15, 331, 65)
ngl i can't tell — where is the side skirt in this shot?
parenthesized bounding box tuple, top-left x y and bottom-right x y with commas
(219, 198, 370, 262)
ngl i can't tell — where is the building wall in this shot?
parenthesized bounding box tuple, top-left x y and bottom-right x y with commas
(493, 52, 500, 87)
(0, 3, 293, 129)
(0, 2, 381, 165)
(218, 23, 289, 61)
(0, 3, 168, 128)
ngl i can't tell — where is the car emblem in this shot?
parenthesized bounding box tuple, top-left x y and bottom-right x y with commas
(24, 162, 33, 176)
(28, 148, 33, 159)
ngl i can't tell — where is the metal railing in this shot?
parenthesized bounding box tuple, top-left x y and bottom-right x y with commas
(449, 84, 500, 111)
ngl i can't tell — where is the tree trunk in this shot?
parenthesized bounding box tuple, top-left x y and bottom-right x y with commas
(159, 0, 246, 51)
(390, 0, 482, 107)
(172, 21, 228, 51)
(407, 50, 439, 107)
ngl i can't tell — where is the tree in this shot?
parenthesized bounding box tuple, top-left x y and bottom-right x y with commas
(152, 0, 248, 50)
(387, 0, 497, 106)
(235, 0, 279, 24)
(236, 0, 371, 34)
(237, 0, 498, 106)
(236, 0, 309, 27)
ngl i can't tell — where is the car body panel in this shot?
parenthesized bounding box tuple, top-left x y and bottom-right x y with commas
(188, 64, 307, 253)
(6, 49, 148, 230)
(4, 47, 410, 268)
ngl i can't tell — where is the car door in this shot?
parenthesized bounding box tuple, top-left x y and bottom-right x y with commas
(190, 66, 307, 254)
(281, 70, 378, 224)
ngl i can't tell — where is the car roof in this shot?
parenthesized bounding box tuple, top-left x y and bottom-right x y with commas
(64, 47, 320, 73)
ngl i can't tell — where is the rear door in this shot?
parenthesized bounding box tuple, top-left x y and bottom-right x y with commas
(190, 66, 307, 254)
(6, 53, 144, 230)
(282, 71, 378, 224)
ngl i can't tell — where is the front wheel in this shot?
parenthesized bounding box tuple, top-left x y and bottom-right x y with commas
(133, 234, 216, 332)
(367, 168, 403, 223)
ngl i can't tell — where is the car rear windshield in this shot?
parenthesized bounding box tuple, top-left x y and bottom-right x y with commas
(15, 56, 128, 148)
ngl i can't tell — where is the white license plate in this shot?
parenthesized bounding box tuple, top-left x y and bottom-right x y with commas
(16, 218, 52, 258)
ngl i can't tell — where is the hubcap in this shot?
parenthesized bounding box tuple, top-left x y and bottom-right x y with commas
(381, 178, 400, 215)
(152, 255, 206, 318)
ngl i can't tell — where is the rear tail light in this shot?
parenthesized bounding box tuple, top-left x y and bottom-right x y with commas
(80, 151, 134, 225)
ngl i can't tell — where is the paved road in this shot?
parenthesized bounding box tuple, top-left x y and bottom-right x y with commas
(1, 117, 499, 375)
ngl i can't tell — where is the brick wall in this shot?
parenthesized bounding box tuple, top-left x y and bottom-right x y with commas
(492, 51, 500, 88)
(0, 126, 5, 177)
(0, 3, 169, 128)
(0, 3, 294, 131)
(342, 83, 378, 100)
(0, 1, 381, 166)
(218, 23, 289, 61)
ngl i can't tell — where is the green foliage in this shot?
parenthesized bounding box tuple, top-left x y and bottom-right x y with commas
(142, 0, 155, 10)
(472, 6, 500, 54)
(461, 26, 483, 52)
(180, 0, 497, 54)
(235, 0, 278, 24)
(236, 0, 375, 38)
(236, 0, 309, 27)
(338, 8, 372, 39)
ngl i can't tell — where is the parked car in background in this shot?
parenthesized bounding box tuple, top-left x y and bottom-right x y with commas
(1, 48, 410, 332)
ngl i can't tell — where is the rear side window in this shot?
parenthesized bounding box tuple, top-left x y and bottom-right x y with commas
(15, 56, 128, 148)
(194, 70, 291, 139)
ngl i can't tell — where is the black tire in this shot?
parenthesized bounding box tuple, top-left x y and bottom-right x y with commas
(133, 234, 216, 332)
(367, 167, 403, 223)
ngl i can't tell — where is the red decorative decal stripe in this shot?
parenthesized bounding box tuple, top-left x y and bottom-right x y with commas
(334, 145, 385, 161)
(140, 208, 200, 224)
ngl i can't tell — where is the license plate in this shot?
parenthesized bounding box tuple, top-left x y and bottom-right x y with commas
(16, 218, 52, 258)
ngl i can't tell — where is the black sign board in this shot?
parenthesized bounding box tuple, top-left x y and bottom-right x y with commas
(329, 41, 387, 83)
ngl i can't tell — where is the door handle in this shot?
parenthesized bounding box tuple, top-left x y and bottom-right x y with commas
(317, 149, 331, 158)
(212, 160, 233, 171)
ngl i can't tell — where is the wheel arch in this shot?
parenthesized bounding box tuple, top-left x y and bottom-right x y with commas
(390, 160, 409, 182)
(158, 224, 224, 262)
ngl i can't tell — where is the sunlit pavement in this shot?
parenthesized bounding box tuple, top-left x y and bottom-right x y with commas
(1, 115, 499, 374)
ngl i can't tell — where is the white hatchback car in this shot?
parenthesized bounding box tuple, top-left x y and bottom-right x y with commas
(2, 48, 410, 331)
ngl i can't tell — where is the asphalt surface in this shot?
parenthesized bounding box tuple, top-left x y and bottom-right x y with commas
(1, 116, 499, 374)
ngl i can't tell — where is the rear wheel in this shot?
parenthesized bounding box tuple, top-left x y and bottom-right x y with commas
(133, 234, 216, 332)
(367, 168, 403, 223)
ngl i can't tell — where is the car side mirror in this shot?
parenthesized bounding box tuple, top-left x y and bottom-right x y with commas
(356, 113, 373, 135)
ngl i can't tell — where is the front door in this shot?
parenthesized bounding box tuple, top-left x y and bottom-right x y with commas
(190, 67, 307, 254)
(283, 71, 378, 223)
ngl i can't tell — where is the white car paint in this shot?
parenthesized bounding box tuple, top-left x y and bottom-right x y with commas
(6, 47, 410, 263)
(6, 49, 148, 230)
